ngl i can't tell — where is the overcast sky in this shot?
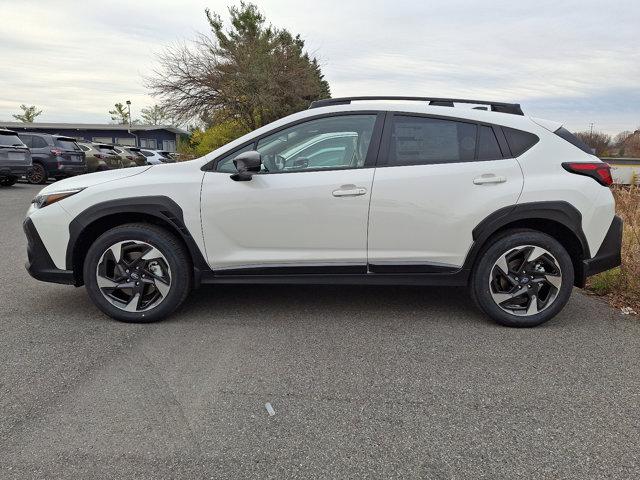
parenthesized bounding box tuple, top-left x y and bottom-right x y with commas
(0, 0, 638, 134)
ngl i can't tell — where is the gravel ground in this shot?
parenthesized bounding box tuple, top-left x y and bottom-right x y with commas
(1, 183, 639, 479)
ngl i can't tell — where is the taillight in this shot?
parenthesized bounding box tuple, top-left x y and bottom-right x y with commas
(51, 148, 63, 156)
(95, 153, 105, 159)
(562, 162, 613, 186)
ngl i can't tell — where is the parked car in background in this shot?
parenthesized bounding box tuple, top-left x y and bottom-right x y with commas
(77, 142, 120, 172)
(93, 144, 134, 168)
(113, 146, 147, 167)
(157, 150, 177, 163)
(139, 149, 173, 164)
(24, 96, 621, 326)
(18, 133, 86, 184)
(124, 147, 148, 167)
(0, 128, 31, 187)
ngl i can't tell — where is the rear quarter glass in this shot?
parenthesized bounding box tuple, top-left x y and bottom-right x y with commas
(502, 127, 539, 157)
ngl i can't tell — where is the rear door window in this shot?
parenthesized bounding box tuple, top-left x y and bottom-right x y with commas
(477, 126, 503, 160)
(19, 135, 33, 147)
(31, 136, 49, 148)
(388, 115, 477, 165)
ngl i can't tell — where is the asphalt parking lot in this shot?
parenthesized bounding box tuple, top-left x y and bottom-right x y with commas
(1, 183, 639, 479)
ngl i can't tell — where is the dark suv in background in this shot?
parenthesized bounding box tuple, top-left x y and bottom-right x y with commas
(18, 133, 86, 184)
(0, 129, 31, 186)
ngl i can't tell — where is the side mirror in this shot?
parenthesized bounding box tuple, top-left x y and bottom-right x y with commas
(230, 151, 262, 181)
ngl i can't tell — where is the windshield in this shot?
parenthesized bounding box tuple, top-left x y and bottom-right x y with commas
(55, 138, 81, 151)
(0, 133, 24, 147)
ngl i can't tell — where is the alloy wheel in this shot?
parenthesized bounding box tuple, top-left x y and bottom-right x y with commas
(27, 164, 45, 184)
(489, 245, 562, 316)
(96, 240, 172, 312)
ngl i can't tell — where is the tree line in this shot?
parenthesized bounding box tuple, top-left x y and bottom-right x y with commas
(575, 130, 640, 158)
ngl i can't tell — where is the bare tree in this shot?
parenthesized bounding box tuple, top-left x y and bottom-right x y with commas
(146, 2, 330, 130)
(574, 131, 612, 156)
(613, 131, 633, 147)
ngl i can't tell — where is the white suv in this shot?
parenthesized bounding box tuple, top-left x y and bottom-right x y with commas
(23, 97, 622, 327)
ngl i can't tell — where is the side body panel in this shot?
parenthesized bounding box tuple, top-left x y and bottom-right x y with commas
(368, 159, 524, 268)
(200, 169, 375, 269)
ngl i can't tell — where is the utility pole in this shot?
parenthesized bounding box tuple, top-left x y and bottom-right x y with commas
(589, 122, 594, 141)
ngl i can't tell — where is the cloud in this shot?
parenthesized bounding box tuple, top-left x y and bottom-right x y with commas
(0, 0, 637, 133)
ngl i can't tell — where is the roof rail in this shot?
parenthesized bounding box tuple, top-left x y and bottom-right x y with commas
(309, 96, 524, 115)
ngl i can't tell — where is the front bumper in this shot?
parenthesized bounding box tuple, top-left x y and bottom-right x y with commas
(578, 215, 623, 286)
(23, 218, 75, 285)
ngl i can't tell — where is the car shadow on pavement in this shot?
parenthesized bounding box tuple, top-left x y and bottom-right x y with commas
(176, 284, 494, 327)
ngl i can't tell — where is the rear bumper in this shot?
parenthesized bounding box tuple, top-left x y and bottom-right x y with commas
(54, 164, 87, 177)
(23, 218, 76, 285)
(0, 165, 29, 177)
(578, 215, 622, 286)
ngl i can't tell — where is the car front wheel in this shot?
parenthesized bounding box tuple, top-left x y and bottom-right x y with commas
(470, 229, 574, 327)
(83, 224, 192, 323)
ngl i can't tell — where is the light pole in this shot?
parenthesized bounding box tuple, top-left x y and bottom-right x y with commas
(125, 100, 137, 146)
(126, 100, 132, 128)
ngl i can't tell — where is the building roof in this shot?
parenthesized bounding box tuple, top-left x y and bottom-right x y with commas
(0, 121, 188, 135)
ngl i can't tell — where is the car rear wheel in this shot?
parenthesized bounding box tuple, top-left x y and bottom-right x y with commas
(83, 223, 192, 323)
(26, 163, 47, 184)
(0, 176, 18, 186)
(470, 229, 574, 327)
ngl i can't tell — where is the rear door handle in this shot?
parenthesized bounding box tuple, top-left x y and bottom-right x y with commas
(473, 175, 507, 185)
(332, 184, 367, 197)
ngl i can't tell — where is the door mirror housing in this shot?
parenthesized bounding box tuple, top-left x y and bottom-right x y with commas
(231, 151, 262, 181)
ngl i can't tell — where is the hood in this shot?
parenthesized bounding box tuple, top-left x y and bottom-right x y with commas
(38, 166, 153, 194)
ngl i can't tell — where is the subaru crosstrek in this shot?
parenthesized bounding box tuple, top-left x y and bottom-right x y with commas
(23, 97, 622, 327)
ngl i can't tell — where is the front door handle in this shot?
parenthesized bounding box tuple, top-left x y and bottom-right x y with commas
(473, 174, 507, 185)
(332, 184, 367, 197)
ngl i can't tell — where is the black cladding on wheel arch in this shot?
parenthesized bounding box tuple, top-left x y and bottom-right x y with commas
(66, 196, 210, 284)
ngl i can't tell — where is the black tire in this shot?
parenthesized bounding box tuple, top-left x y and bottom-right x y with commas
(470, 229, 574, 328)
(83, 223, 192, 323)
(26, 163, 47, 184)
(0, 176, 18, 187)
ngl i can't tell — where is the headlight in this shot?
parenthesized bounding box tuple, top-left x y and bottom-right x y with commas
(32, 188, 84, 209)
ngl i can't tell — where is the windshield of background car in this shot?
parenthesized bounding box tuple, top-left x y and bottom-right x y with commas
(0, 132, 24, 147)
